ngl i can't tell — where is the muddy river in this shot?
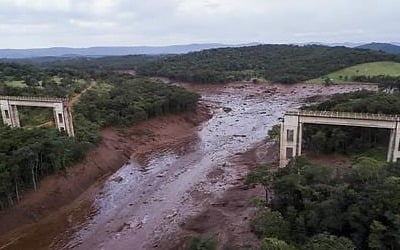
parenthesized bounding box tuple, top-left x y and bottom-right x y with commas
(1, 83, 375, 250)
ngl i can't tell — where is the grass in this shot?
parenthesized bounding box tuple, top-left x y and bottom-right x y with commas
(52, 76, 62, 84)
(353, 147, 388, 163)
(95, 82, 113, 94)
(307, 61, 400, 84)
(4, 80, 28, 88)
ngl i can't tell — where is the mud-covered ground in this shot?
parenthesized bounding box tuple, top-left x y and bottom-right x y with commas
(0, 83, 376, 250)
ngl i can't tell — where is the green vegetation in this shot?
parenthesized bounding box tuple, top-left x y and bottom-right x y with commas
(0, 64, 199, 210)
(0, 62, 91, 97)
(305, 90, 400, 114)
(5, 80, 28, 88)
(75, 76, 199, 127)
(186, 234, 218, 250)
(19, 107, 53, 127)
(0, 127, 89, 209)
(268, 124, 281, 142)
(308, 61, 400, 83)
(9, 55, 162, 71)
(303, 125, 389, 157)
(300, 90, 400, 160)
(136, 45, 399, 84)
(247, 89, 400, 250)
(247, 158, 400, 250)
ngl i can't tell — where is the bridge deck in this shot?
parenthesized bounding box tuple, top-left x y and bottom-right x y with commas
(286, 110, 400, 122)
(0, 95, 67, 103)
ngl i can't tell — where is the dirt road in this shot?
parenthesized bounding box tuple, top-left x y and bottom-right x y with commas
(0, 83, 376, 250)
(68, 80, 98, 108)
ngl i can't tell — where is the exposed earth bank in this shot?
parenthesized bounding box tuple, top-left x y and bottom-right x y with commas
(0, 103, 211, 250)
(0, 82, 376, 250)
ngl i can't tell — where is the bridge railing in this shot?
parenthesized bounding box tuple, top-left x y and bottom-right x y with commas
(0, 95, 67, 103)
(286, 110, 400, 121)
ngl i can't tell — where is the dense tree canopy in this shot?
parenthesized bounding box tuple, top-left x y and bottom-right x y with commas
(75, 75, 199, 127)
(305, 90, 400, 114)
(248, 158, 400, 250)
(0, 62, 92, 97)
(0, 127, 89, 209)
(136, 45, 399, 83)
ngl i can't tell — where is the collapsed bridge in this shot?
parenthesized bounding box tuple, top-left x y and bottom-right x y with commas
(0, 95, 74, 137)
(279, 110, 400, 168)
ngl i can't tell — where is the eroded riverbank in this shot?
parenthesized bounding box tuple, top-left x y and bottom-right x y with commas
(0, 104, 211, 250)
(0, 83, 376, 250)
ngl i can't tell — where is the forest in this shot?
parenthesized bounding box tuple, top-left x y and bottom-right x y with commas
(0, 62, 92, 97)
(351, 75, 400, 90)
(245, 90, 400, 250)
(135, 45, 400, 83)
(74, 74, 199, 127)
(0, 64, 199, 209)
(247, 158, 400, 250)
(8, 45, 399, 85)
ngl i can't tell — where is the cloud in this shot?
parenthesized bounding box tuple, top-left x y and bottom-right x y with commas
(0, 0, 398, 48)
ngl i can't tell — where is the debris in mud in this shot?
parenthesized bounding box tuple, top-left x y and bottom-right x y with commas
(166, 210, 178, 219)
(222, 107, 232, 112)
(211, 202, 227, 207)
(233, 135, 247, 138)
(112, 176, 124, 183)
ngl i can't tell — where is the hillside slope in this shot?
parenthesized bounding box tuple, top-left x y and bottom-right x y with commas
(308, 61, 400, 83)
(136, 44, 399, 83)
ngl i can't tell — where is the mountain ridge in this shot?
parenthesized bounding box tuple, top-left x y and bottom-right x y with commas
(356, 42, 400, 54)
(0, 43, 260, 59)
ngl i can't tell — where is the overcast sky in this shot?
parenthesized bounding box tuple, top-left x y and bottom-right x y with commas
(0, 0, 399, 48)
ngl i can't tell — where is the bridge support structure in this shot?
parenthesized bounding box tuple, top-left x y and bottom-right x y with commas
(0, 96, 74, 137)
(280, 110, 400, 168)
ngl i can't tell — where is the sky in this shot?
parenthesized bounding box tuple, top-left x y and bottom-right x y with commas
(0, 0, 399, 48)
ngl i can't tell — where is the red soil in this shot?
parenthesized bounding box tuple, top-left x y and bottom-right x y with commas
(0, 104, 211, 249)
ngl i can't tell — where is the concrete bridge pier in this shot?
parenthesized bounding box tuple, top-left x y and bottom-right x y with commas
(0, 100, 20, 128)
(388, 123, 400, 162)
(53, 102, 75, 137)
(279, 114, 301, 167)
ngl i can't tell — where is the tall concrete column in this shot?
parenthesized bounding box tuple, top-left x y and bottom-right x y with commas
(52, 102, 74, 137)
(63, 106, 75, 137)
(387, 128, 395, 162)
(391, 121, 400, 162)
(10, 105, 20, 127)
(0, 99, 13, 126)
(53, 103, 66, 133)
(297, 122, 303, 155)
(279, 113, 300, 168)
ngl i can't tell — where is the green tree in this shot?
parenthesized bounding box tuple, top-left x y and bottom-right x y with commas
(260, 237, 297, 250)
(306, 233, 356, 250)
(246, 164, 275, 203)
(251, 207, 291, 241)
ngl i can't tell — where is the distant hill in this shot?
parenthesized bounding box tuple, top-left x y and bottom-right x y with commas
(357, 43, 400, 54)
(136, 44, 400, 84)
(0, 43, 260, 59)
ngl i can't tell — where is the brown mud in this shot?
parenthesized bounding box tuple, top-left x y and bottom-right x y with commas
(0, 104, 211, 250)
(0, 82, 376, 250)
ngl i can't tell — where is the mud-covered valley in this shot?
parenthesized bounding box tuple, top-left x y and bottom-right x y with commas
(0, 83, 376, 250)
